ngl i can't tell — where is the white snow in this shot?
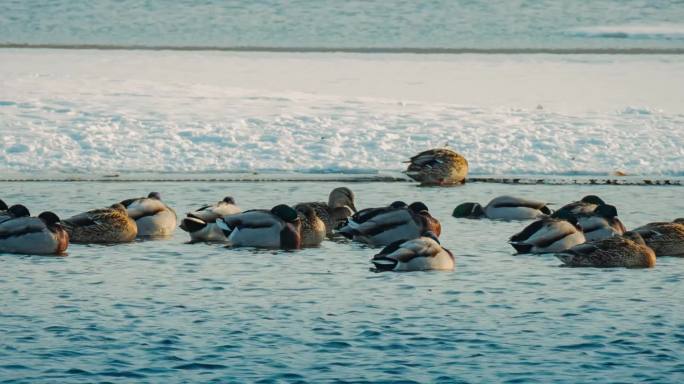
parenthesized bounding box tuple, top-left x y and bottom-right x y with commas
(0, 49, 683, 176)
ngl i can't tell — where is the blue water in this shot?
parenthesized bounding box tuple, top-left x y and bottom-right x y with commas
(1, 181, 683, 382)
(2, 0, 684, 50)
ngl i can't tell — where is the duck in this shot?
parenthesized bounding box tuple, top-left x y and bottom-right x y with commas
(62, 203, 137, 243)
(296, 205, 326, 247)
(0, 209, 69, 255)
(404, 148, 468, 186)
(293, 187, 357, 236)
(551, 195, 607, 218)
(452, 195, 551, 220)
(0, 203, 29, 224)
(509, 216, 586, 254)
(570, 204, 626, 241)
(338, 202, 441, 247)
(632, 220, 684, 257)
(119, 192, 177, 237)
(0, 199, 8, 221)
(216, 204, 302, 249)
(371, 232, 454, 272)
(556, 232, 656, 268)
(180, 197, 241, 242)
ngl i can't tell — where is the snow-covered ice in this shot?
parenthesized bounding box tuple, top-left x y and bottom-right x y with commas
(0, 50, 682, 176)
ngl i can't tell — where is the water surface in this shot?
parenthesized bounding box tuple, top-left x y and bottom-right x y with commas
(1, 181, 683, 382)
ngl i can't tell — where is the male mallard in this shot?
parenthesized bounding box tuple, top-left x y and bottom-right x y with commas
(63, 203, 137, 243)
(556, 232, 655, 268)
(0, 203, 29, 224)
(404, 148, 468, 186)
(338, 202, 441, 247)
(294, 187, 356, 236)
(296, 205, 326, 247)
(569, 204, 626, 241)
(216, 204, 302, 249)
(0, 209, 69, 255)
(0, 199, 8, 222)
(120, 192, 177, 237)
(453, 195, 551, 220)
(180, 197, 241, 242)
(632, 221, 684, 257)
(371, 232, 454, 272)
(552, 195, 607, 218)
(509, 217, 586, 254)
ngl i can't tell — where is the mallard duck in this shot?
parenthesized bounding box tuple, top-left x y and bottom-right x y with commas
(632, 221, 684, 257)
(0, 203, 30, 223)
(453, 195, 551, 220)
(0, 210, 69, 255)
(552, 195, 607, 218)
(63, 203, 137, 243)
(216, 204, 302, 249)
(556, 232, 656, 268)
(570, 204, 626, 241)
(338, 202, 441, 246)
(294, 187, 356, 236)
(404, 148, 468, 186)
(510, 217, 586, 254)
(296, 205, 326, 247)
(180, 197, 241, 242)
(371, 232, 454, 272)
(0, 199, 8, 221)
(120, 192, 177, 237)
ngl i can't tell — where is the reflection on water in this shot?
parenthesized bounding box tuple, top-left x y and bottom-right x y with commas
(1, 181, 683, 382)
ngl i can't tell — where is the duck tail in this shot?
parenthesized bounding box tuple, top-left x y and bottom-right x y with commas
(180, 217, 207, 233)
(371, 256, 398, 272)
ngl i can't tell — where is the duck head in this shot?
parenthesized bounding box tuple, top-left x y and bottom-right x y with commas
(329, 187, 356, 212)
(581, 195, 606, 205)
(593, 204, 618, 218)
(554, 211, 582, 230)
(409, 202, 429, 213)
(222, 196, 236, 205)
(623, 231, 647, 246)
(271, 204, 299, 223)
(148, 192, 161, 200)
(8, 204, 30, 218)
(674, 218, 684, 224)
(452, 202, 485, 218)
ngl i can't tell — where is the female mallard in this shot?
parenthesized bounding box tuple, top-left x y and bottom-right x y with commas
(216, 204, 301, 249)
(294, 187, 357, 236)
(556, 232, 656, 268)
(63, 203, 137, 243)
(404, 148, 468, 186)
(338, 202, 441, 247)
(296, 205, 326, 247)
(120, 192, 177, 237)
(509, 217, 585, 254)
(371, 232, 454, 272)
(180, 197, 241, 242)
(0, 210, 69, 255)
(453, 195, 551, 220)
(632, 221, 684, 257)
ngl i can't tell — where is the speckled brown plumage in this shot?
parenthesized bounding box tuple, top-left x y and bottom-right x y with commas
(404, 148, 468, 186)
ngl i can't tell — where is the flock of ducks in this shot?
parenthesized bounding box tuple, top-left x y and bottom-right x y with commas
(0, 149, 682, 271)
(0, 188, 682, 271)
